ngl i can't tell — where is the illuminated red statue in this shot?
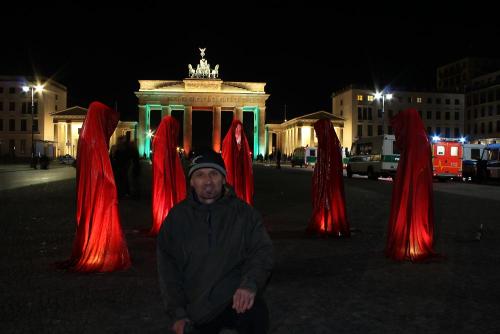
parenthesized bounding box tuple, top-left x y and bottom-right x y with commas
(64, 101, 130, 272)
(222, 119, 254, 205)
(308, 119, 349, 236)
(151, 116, 186, 235)
(386, 108, 436, 261)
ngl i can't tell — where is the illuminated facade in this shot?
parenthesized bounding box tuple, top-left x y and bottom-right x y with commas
(265, 111, 345, 156)
(51, 106, 137, 157)
(0, 76, 67, 158)
(332, 85, 465, 150)
(135, 50, 269, 159)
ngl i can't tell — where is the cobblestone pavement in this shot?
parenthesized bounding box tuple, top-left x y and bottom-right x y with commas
(1, 163, 499, 333)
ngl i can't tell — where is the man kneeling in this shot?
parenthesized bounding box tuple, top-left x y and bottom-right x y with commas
(157, 149, 274, 334)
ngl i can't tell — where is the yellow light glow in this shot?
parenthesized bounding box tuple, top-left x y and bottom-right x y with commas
(301, 126, 311, 147)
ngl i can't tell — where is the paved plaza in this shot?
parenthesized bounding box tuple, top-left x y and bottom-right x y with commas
(1, 162, 499, 333)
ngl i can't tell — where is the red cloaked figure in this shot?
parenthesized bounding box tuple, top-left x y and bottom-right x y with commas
(65, 101, 131, 272)
(386, 108, 436, 261)
(151, 116, 186, 235)
(222, 119, 254, 205)
(308, 119, 350, 236)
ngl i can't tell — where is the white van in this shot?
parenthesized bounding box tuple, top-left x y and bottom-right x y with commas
(346, 135, 400, 179)
(462, 144, 486, 180)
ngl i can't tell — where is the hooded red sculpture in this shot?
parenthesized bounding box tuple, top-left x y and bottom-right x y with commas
(386, 108, 436, 261)
(151, 116, 186, 235)
(222, 119, 254, 205)
(308, 119, 350, 236)
(65, 101, 130, 272)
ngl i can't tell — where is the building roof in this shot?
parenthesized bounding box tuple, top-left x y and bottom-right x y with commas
(51, 106, 88, 117)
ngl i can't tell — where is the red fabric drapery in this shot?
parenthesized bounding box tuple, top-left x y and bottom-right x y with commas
(386, 108, 436, 261)
(308, 119, 350, 236)
(66, 101, 130, 272)
(222, 120, 254, 205)
(151, 116, 186, 235)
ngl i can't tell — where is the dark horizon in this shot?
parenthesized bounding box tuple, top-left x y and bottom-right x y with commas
(2, 3, 500, 122)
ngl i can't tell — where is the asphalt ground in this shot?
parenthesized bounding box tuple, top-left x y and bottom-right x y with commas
(1, 162, 499, 333)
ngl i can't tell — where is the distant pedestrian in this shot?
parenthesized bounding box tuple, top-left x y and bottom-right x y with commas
(276, 149, 282, 169)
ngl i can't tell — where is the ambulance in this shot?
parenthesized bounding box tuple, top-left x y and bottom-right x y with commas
(431, 137, 463, 181)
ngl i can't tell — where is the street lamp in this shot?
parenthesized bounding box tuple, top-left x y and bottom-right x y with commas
(374, 91, 392, 135)
(22, 83, 44, 168)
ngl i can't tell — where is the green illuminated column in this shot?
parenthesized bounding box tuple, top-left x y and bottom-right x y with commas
(138, 105, 147, 157)
(258, 106, 266, 157)
(144, 105, 151, 158)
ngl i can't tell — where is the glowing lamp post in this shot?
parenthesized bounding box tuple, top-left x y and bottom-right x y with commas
(22, 83, 44, 168)
(374, 91, 392, 135)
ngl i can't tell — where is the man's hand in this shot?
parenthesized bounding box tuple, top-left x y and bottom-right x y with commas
(232, 288, 255, 314)
(172, 318, 187, 334)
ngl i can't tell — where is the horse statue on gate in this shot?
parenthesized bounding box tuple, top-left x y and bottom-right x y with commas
(211, 64, 219, 79)
(188, 64, 196, 78)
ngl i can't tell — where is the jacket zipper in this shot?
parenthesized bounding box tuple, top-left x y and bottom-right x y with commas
(207, 211, 212, 248)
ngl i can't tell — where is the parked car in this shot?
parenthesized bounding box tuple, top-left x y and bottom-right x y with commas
(477, 143, 500, 182)
(58, 154, 76, 165)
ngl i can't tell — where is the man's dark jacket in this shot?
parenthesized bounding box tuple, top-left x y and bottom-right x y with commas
(157, 186, 274, 325)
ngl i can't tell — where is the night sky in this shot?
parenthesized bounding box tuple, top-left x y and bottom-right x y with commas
(2, 2, 500, 122)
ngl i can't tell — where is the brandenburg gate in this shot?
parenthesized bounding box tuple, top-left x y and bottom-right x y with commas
(135, 49, 269, 159)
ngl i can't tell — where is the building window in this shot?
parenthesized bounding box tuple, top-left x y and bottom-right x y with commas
(481, 123, 485, 134)
(9, 87, 16, 94)
(55, 94, 59, 101)
(377, 125, 383, 135)
(427, 126, 432, 134)
(481, 107, 485, 117)
(21, 119, 27, 131)
(367, 125, 373, 136)
(55, 105, 58, 111)
(34, 102, 38, 115)
(436, 127, 441, 135)
(417, 97, 422, 103)
(357, 95, 363, 101)
(0, 86, 3, 93)
(427, 97, 432, 104)
(358, 107, 362, 120)
(0, 102, 3, 111)
(497, 120, 500, 132)
(436, 98, 441, 104)
(363, 108, 367, 120)
(489, 105, 493, 116)
(9, 102, 15, 112)
(445, 112, 450, 120)
(388, 126, 393, 135)
(33, 119, 38, 132)
(454, 128, 460, 137)
(427, 110, 432, 119)
(418, 110, 422, 118)
(455, 112, 460, 121)
(367, 95, 374, 102)
(474, 109, 478, 118)
(357, 124, 363, 137)
(467, 110, 471, 120)
(497, 105, 500, 115)
(20, 139, 26, 154)
(9, 119, 15, 131)
(445, 98, 451, 105)
(436, 111, 441, 120)
(377, 109, 382, 118)
(368, 108, 373, 120)
(445, 128, 450, 137)
(454, 99, 460, 105)
(0, 119, 3, 131)
(474, 124, 478, 134)
(488, 122, 493, 133)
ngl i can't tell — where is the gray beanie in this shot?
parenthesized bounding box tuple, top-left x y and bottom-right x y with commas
(188, 149, 227, 178)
